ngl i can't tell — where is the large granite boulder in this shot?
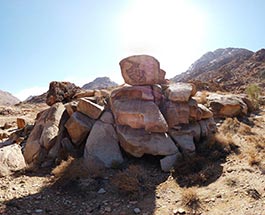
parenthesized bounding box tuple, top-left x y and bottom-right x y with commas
(111, 100, 168, 133)
(46, 81, 79, 106)
(207, 93, 248, 117)
(84, 121, 124, 169)
(165, 83, 196, 102)
(23, 103, 65, 165)
(119, 55, 166, 85)
(64, 112, 95, 145)
(116, 125, 178, 157)
(0, 144, 26, 177)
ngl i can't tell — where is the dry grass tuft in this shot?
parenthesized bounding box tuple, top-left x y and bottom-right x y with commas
(247, 149, 261, 166)
(111, 165, 145, 196)
(51, 156, 90, 186)
(181, 187, 201, 210)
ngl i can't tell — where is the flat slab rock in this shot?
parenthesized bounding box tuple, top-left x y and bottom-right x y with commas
(112, 99, 168, 133)
(116, 125, 178, 157)
(119, 55, 166, 85)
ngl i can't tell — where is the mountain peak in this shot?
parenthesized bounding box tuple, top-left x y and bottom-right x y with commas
(82, 77, 118, 90)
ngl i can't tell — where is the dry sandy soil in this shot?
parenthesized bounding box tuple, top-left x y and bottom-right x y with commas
(0, 103, 264, 215)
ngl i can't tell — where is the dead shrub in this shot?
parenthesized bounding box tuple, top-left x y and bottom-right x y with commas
(51, 156, 90, 187)
(110, 165, 145, 196)
(247, 149, 261, 166)
(181, 187, 201, 210)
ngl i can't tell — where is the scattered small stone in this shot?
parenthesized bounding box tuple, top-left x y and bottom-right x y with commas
(105, 206, 112, 212)
(173, 208, 186, 214)
(129, 201, 138, 205)
(35, 209, 43, 213)
(216, 194, 222, 198)
(134, 207, 141, 214)
(97, 188, 106, 194)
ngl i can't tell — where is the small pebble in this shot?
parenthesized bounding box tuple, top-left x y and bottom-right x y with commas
(134, 207, 141, 214)
(97, 188, 106, 194)
(35, 209, 43, 213)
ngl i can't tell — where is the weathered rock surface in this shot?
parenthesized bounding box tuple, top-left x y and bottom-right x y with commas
(162, 101, 190, 128)
(46, 81, 79, 106)
(23, 103, 65, 165)
(119, 55, 166, 85)
(165, 83, 196, 102)
(84, 121, 123, 169)
(116, 125, 178, 157)
(207, 93, 248, 117)
(198, 104, 213, 119)
(112, 100, 168, 133)
(160, 153, 181, 172)
(65, 112, 94, 145)
(199, 118, 217, 138)
(77, 98, 104, 119)
(110, 85, 154, 102)
(0, 144, 26, 176)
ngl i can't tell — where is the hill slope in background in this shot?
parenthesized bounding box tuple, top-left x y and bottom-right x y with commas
(0, 90, 20, 105)
(172, 48, 265, 93)
(82, 77, 118, 90)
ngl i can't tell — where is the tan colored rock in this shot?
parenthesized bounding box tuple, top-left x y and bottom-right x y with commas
(119, 55, 166, 85)
(198, 104, 213, 119)
(117, 125, 178, 157)
(73, 89, 95, 99)
(189, 99, 202, 120)
(77, 98, 104, 119)
(110, 85, 154, 102)
(165, 83, 196, 102)
(64, 101, 78, 116)
(23, 103, 65, 165)
(0, 144, 26, 176)
(162, 101, 190, 128)
(112, 100, 168, 133)
(207, 93, 248, 117)
(17, 117, 26, 129)
(84, 121, 123, 168)
(65, 112, 94, 145)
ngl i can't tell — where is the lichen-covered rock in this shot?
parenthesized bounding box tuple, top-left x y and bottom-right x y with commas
(119, 55, 166, 85)
(116, 125, 178, 157)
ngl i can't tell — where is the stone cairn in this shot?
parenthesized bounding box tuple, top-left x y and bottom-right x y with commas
(23, 55, 216, 172)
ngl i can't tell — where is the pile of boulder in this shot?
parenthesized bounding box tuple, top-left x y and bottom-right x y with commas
(21, 55, 217, 172)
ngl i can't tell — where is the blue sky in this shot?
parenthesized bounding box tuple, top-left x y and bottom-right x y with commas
(0, 0, 264, 100)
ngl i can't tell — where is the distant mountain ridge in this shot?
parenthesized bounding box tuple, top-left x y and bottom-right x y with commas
(172, 47, 265, 92)
(82, 77, 118, 90)
(0, 90, 20, 106)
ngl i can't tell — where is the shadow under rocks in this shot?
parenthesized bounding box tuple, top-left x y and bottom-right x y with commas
(172, 136, 240, 188)
(1, 155, 169, 215)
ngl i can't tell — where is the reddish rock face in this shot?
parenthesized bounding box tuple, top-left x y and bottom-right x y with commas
(162, 101, 190, 128)
(110, 85, 154, 103)
(119, 55, 166, 85)
(46, 81, 79, 106)
(111, 99, 168, 133)
(116, 125, 178, 157)
(77, 98, 104, 120)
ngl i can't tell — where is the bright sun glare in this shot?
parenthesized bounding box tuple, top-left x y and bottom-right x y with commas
(120, 0, 206, 78)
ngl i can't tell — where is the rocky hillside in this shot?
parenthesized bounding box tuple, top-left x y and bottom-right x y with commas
(82, 77, 118, 90)
(0, 90, 20, 106)
(172, 48, 265, 93)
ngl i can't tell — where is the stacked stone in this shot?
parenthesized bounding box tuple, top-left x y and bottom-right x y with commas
(23, 55, 217, 172)
(111, 55, 216, 171)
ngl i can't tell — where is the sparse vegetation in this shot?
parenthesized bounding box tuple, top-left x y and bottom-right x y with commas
(181, 187, 201, 211)
(245, 84, 261, 109)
